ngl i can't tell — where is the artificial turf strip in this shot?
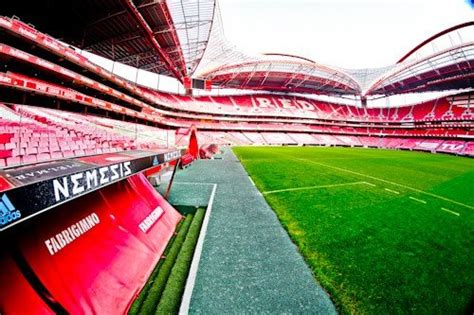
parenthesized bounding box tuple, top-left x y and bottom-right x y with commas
(156, 208, 206, 315)
(233, 146, 474, 314)
(167, 147, 336, 313)
(135, 214, 194, 315)
(128, 220, 184, 315)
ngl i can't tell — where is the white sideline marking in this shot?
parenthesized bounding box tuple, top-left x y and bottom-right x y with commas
(384, 188, 400, 195)
(173, 182, 215, 185)
(363, 181, 376, 187)
(248, 176, 256, 186)
(441, 208, 460, 216)
(409, 197, 427, 204)
(292, 157, 474, 210)
(179, 183, 217, 315)
(263, 181, 366, 195)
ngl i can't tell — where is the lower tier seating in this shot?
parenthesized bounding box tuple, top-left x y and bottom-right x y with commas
(1, 104, 472, 169)
(0, 104, 170, 168)
(192, 131, 473, 156)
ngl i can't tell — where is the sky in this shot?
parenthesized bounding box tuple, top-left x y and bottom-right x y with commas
(218, 0, 474, 69)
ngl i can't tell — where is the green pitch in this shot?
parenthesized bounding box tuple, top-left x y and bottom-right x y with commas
(233, 146, 474, 314)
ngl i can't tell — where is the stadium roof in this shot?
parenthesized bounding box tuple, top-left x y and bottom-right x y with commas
(195, 8, 474, 96)
(1, 0, 216, 81)
(2, 0, 473, 96)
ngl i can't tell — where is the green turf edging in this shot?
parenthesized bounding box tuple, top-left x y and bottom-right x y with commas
(128, 220, 184, 315)
(156, 208, 206, 315)
(133, 214, 194, 315)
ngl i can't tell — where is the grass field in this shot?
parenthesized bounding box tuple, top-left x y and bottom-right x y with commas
(233, 146, 474, 314)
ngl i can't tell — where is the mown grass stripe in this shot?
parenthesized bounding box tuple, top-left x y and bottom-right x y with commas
(180, 184, 217, 314)
(128, 220, 184, 315)
(156, 208, 206, 314)
(133, 214, 194, 315)
(263, 181, 366, 194)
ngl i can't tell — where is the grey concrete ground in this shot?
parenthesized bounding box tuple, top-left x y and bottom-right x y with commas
(163, 148, 336, 314)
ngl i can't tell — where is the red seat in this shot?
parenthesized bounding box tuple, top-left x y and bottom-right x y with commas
(5, 143, 16, 150)
(22, 155, 37, 164)
(6, 156, 21, 166)
(63, 150, 74, 158)
(37, 146, 49, 153)
(51, 152, 63, 159)
(0, 150, 12, 159)
(181, 153, 194, 167)
(0, 133, 14, 144)
(25, 147, 38, 155)
(37, 153, 51, 162)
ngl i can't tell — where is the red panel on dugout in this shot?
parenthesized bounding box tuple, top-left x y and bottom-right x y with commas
(0, 250, 53, 315)
(99, 173, 182, 253)
(0, 175, 13, 192)
(128, 173, 181, 230)
(12, 175, 180, 314)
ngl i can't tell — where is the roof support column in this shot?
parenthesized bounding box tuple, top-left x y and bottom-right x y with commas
(122, 0, 184, 81)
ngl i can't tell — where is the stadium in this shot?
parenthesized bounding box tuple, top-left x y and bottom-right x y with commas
(0, 0, 473, 314)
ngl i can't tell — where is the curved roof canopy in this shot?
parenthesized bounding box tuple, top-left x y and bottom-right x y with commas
(199, 57, 361, 95)
(2, 0, 217, 80)
(362, 22, 474, 96)
(195, 13, 474, 96)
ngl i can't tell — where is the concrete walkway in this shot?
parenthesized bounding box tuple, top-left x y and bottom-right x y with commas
(166, 148, 336, 314)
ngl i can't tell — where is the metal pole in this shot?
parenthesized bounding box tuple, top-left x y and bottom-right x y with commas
(164, 158, 181, 200)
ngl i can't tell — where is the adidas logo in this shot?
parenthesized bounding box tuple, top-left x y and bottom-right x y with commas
(0, 194, 21, 227)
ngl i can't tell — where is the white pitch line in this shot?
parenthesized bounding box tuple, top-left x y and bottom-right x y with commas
(179, 183, 217, 314)
(263, 181, 366, 195)
(291, 157, 474, 210)
(384, 188, 400, 195)
(173, 182, 216, 185)
(441, 208, 460, 216)
(409, 196, 427, 204)
(248, 176, 256, 186)
(362, 181, 376, 187)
